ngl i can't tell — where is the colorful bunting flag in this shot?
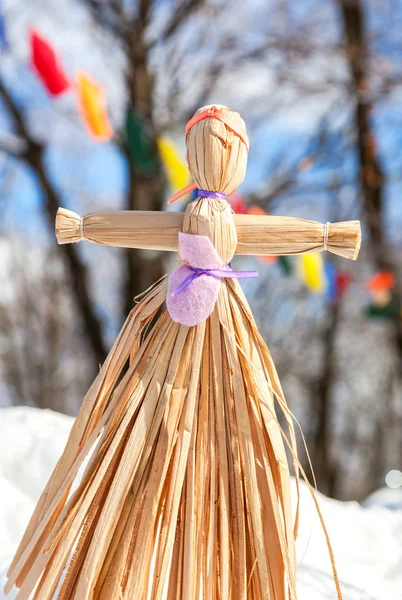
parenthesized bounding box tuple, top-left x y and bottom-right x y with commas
(248, 204, 267, 216)
(229, 193, 248, 214)
(367, 271, 395, 293)
(30, 30, 70, 96)
(335, 271, 350, 299)
(0, 0, 8, 51)
(278, 255, 293, 276)
(125, 109, 158, 176)
(157, 136, 190, 192)
(324, 261, 337, 302)
(75, 71, 113, 142)
(298, 253, 325, 294)
(189, 187, 199, 202)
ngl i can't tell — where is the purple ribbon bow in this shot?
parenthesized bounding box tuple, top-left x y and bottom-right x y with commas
(172, 264, 258, 296)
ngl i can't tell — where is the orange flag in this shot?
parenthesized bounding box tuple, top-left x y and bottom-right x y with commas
(366, 271, 395, 293)
(248, 204, 267, 216)
(75, 70, 113, 142)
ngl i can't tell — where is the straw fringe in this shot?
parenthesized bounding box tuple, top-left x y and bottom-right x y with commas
(5, 276, 306, 600)
(6, 270, 346, 600)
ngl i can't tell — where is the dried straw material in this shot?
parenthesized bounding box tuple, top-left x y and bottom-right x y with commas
(56, 208, 361, 260)
(6, 105, 351, 600)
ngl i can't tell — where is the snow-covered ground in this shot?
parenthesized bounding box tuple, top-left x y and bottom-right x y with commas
(0, 407, 401, 599)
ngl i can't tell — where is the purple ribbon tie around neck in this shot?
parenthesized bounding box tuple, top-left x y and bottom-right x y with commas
(197, 189, 227, 201)
(172, 264, 258, 296)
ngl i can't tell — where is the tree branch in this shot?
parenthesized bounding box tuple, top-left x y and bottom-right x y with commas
(0, 79, 31, 140)
(0, 132, 28, 157)
(148, 0, 205, 47)
(82, 0, 130, 40)
(0, 78, 108, 370)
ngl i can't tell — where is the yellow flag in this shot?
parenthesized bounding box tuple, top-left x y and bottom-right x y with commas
(75, 70, 113, 142)
(298, 253, 325, 294)
(157, 136, 190, 192)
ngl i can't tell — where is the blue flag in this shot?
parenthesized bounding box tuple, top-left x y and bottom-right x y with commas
(0, 0, 8, 51)
(324, 260, 337, 302)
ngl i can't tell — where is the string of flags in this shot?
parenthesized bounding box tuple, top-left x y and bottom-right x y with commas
(29, 30, 114, 141)
(1, 19, 193, 187)
(25, 27, 201, 195)
(0, 27, 113, 142)
(26, 28, 193, 183)
(3, 22, 193, 190)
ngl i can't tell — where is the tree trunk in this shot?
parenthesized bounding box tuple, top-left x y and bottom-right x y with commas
(339, 0, 401, 499)
(26, 142, 107, 372)
(312, 301, 340, 496)
(123, 23, 165, 316)
(339, 0, 402, 355)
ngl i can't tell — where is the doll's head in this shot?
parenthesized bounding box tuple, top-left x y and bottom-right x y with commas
(185, 105, 249, 197)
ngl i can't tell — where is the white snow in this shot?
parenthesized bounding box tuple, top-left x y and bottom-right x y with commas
(0, 406, 401, 599)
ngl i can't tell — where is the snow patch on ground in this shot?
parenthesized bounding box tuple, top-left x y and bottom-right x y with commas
(0, 406, 401, 599)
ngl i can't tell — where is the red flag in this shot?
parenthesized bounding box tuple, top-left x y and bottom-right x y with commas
(335, 271, 350, 299)
(30, 30, 70, 96)
(229, 193, 248, 214)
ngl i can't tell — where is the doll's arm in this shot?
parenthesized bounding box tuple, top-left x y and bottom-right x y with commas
(56, 208, 361, 260)
(234, 214, 361, 260)
(56, 209, 183, 251)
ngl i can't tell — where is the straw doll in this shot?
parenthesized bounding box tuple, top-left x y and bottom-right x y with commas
(5, 105, 361, 600)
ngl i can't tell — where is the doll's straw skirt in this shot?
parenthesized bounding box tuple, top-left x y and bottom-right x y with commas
(5, 279, 299, 600)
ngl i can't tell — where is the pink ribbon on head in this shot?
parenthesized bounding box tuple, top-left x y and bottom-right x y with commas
(167, 232, 258, 326)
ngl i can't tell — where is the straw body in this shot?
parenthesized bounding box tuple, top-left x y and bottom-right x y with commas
(6, 105, 349, 600)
